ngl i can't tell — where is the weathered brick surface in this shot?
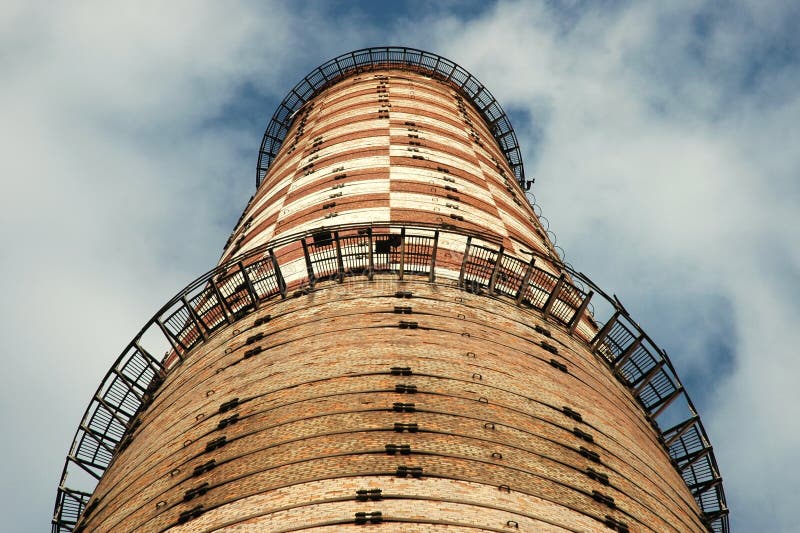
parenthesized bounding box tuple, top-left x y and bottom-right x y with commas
(221, 70, 557, 266)
(163, 476, 604, 532)
(77, 68, 708, 533)
(84, 280, 705, 533)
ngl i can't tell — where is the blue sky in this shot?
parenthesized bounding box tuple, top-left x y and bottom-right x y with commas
(1, 1, 799, 531)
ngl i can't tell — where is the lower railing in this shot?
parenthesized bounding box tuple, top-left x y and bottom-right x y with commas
(52, 222, 728, 533)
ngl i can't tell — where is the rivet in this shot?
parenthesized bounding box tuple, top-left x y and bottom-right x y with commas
(183, 439, 192, 447)
(195, 413, 205, 421)
(206, 390, 214, 397)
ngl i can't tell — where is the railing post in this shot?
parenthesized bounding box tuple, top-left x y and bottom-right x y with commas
(269, 248, 286, 298)
(487, 246, 504, 294)
(590, 310, 621, 349)
(78, 423, 119, 453)
(515, 258, 536, 305)
(155, 318, 185, 361)
(663, 415, 700, 448)
(367, 228, 375, 280)
(67, 457, 102, 481)
(93, 394, 133, 425)
(458, 236, 472, 286)
(678, 447, 712, 470)
(133, 340, 162, 371)
(542, 274, 566, 319)
(614, 333, 644, 371)
(688, 477, 722, 495)
(110, 368, 144, 401)
(301, 238, 315, 288)
(181, 295, 208, 341)
(334, 231, 345, 282)
(238, 261, 260, 309)
(568, 290, 593, 335)
(429, 230, 439, 282)
(399, 227, 406, 280)
(632, 360, 665, 395)
(209, 279, 233, 325)
(702, 508, 728, 523)
(650, 387, 684, 419)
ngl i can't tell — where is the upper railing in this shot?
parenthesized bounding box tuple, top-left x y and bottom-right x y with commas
(257, 47, 527, 189)
(52, 222, 728, 533)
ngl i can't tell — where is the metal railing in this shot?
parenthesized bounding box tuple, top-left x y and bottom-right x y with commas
(52, 222, 727, 533)
(257, 47, 527, 189)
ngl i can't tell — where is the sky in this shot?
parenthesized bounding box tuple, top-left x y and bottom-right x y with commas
(1, 1, 798, 531)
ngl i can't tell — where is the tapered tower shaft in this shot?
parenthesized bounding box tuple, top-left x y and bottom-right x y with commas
(54, 48, 728, 533)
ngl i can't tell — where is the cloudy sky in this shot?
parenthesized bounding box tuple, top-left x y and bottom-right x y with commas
(2, 1, 798, 531)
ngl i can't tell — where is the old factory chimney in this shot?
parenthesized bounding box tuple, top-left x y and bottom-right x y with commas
(54, 47, 728, 533)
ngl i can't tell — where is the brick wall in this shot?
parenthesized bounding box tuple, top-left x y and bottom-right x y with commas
(220, 70, 560, 271)
(82, 280, 706, 532)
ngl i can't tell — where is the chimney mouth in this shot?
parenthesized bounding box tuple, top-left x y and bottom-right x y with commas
(256, 46, 526, 190)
